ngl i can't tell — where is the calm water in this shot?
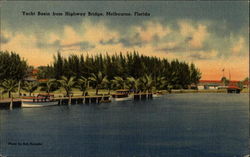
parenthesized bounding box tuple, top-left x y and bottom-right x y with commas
(0, 93, 249, 157)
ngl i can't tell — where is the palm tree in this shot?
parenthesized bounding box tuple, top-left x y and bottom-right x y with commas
(126, 76, 139, 93)
(155, 76, 167, 91)
(22, 81, 38, 96)
(89, 71, 107, 95)
(139, 75, 154, 93)
(39, 79, 59, 95)
(76, 76, 88, 96)
(103, 78, 113, 95)
(59, 76, 76, 97)
(112, 76, 126, 90)
(0, 79, 18, 98)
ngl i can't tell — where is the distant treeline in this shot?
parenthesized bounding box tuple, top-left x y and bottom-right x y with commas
(37, 52, 201, 89)
(0, 50, 201, 89)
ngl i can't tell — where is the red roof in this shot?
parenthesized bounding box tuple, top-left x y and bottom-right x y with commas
(227, 86, 240, 89)
(199, 80, 240, 83)
(229, 80, 240, 83)
(199, 80, 221, 83)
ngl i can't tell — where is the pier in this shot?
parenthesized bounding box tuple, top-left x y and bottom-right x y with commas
(0, 95, 112, 109)
(0, 99, 22, 109)
(54, 95, 111, 105)
(0, 93, 154, 109)
(134, 93, 153, 100)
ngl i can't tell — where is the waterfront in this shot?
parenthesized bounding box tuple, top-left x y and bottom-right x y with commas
(0, 93, 249, 157)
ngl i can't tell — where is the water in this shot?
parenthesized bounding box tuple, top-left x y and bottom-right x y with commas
(0, 93, 249, 157)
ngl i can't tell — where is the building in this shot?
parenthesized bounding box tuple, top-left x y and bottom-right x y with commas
(197, 80, 241, 90)
(198, 80, 224, 90)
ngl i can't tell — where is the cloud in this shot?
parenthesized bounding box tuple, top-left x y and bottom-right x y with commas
(99, 34, 144, 47)
(98, 21, 171, 48)
(36, 40, 61, 49)
(178, 20, 209, 49)
(0, 31, 12, 44)
(188, 25, 209, 49)
(1, 32, 55, 66)
(59, 41, 95, 51)
(36, 38, 95, 52)
(0, 18, 248, 77)
(231, 37, 245, 55)
(156, 41, 183, 52)
(81, 20, 120, 44)
(99, 38, 117, 45)
(188, 50, 218, 60)
(0, 34, 10, 44)
(133, 21, 171, 42)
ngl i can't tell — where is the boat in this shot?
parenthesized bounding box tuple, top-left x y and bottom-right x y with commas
(21, 94, 58, 108)
(111, 89, 133, 101)
(153, 91, 164, 98)
(227, 86, 241, 93)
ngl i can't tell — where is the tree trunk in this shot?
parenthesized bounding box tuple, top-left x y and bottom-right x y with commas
(68, 95, 71, 106)
(10, 95, 13, 110)
(8, 91, 11, 98)
(18, 81, 21, 96)
(96, 88, 99, 95)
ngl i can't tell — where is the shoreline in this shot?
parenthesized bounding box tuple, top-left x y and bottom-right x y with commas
(0, 89, 248, 109)
(0, 88, 249, 101)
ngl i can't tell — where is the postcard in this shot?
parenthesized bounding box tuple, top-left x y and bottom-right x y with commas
(0, 1, 249, 157)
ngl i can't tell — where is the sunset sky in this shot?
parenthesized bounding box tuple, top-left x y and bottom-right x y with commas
(0, 1, 249, 80)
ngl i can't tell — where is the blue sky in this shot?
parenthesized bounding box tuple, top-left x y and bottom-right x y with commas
(0, 1, 249, 79)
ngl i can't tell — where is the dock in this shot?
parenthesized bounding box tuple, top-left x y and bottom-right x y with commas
(0, 93, 154, 109)
(54, 95, 111, 105)
(0, 95, 111, 109)
(0, 99, 22, 109)
(134, 93, 153, 100)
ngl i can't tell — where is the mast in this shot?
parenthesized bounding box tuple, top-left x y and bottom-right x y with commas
(229, 70, 231, 81)
(222, 68, 225, 78)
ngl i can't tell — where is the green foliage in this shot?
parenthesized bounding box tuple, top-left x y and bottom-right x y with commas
(0, 51, 28, 81)
(190, 63, 201, 85)
(37, 66, 55, 79)
(49, 52, 202, 89)
(39, 79, 59, 94)
(221, 77, 230, 86)
(155, 76, 167, 90)
(236, 81, 244, 89)
(76, 76, 88, 96)
(139, 75, 154, 93)
(59, 76, 76, 97)
(243, 77, 249, 82)
(102, 78, 113, 94)
(112, 76, 126, 89)
(126, 76, 140, 93)
(0, 79, 18, 98)
(89, 71, 107, 95)
(22, 81, 38, 96)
